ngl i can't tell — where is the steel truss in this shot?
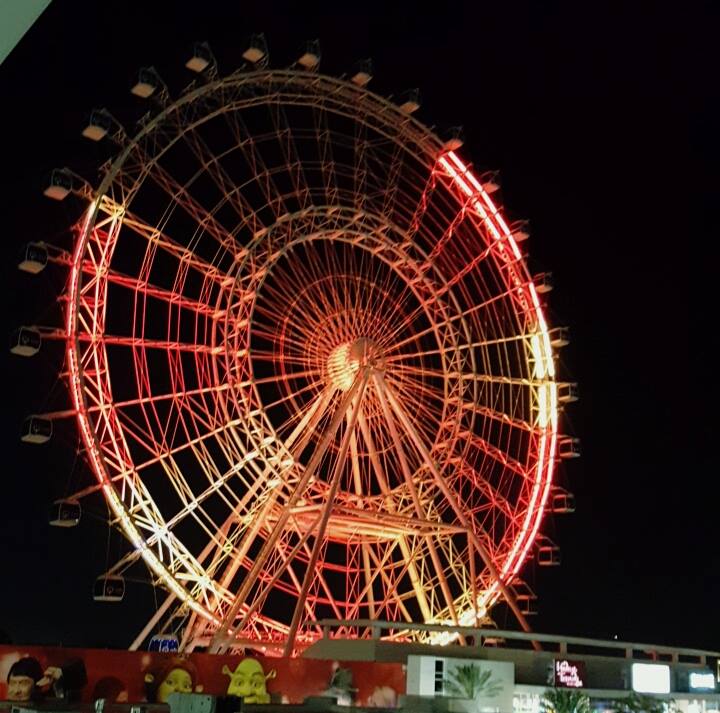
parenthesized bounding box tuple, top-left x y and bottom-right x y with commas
(59, 68, 560, 654)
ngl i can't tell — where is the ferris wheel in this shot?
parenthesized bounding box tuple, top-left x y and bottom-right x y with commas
(19, 39, 579, 654)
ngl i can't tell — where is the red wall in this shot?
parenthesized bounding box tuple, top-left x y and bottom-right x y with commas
(0, 645, 405, 706)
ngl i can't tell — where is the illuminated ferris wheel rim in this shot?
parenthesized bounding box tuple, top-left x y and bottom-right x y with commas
(64, 65, 560, 647)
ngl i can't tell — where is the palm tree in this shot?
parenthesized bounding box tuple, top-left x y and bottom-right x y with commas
(618, 692, 674, 713)
(542, 688, 592, 713)
(444, 663, 502, 700)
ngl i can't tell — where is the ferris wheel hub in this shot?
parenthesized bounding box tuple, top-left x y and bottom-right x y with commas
(326, 337, 383, 391)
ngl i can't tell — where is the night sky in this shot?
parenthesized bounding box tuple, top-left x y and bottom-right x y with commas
(0, 1, 711, 651)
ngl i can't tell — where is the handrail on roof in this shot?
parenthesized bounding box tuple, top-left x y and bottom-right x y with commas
(312, 619, 720, 661)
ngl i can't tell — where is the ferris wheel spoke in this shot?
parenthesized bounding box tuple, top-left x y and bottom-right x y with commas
(382, 380, 447, 440)
(377, 376, 484, 529)
(145, 160, 243, 258)
(170, 435, 270, 518)
(364, 544, 414, 623)
(110, 398, 224, 461)
(465, 433, 531, 480)
(89, 383, 231, 415)
(312, 103, 341, 206)
(209, 388, 336, 597)
(249, 350, 314, 367)
(351, 538, 406, 620)
(156, 471, 266, 565)
(454, 469, 519, 525)
(439, 242, 502, 294)
(253, 300, 325, 342)
(280, 260, 349, 324)
(113, 408, 174, 459)
(282, 373, 370, 654)
(385, 331, 534, 362)
(272, 540, 328, 629)
(403, 162, 440, 245)
(250, 323, 318, 353)
(377, 375, 535, 617)
(182, 127, 267, 238)
(375, 292, 456, 354)
(446, 398, 539, 438)
(222, 112, 287, 220)
(418, 205, 516, 303)
(352, 107, 370, 214)
(385, 370, 448, 409)
(374, 289, 444, 356)
(121, 212, 230, 286)
(250, 368, 325, 387)
(256, 264, 336, 321)
(347, 425, 376, 619)
(387, 373, 479, 425)
(424, 192, 482, 264)
(391, 363, 539, 390)
(269, 103, 312, 209)
(210, 376, 364, 652)
(80, 264, 217, 317)
(254, 377, 327, 416)
(296, 537, 345, 621)
(121, 416, 244, 476)
(346, 407, 443, 620)
(372, 372, 462, 624)
(385, 281, 527, 356)
(380, 133, 408, 222)
(85, 333, 217, 354)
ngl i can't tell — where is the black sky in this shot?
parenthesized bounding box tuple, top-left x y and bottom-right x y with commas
(0, 0, 711, 650)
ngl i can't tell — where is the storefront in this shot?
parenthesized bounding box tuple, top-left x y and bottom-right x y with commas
(404, 653, 720, 713)
(513, 685, 720, 713)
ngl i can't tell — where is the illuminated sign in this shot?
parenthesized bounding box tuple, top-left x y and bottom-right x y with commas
(631, 663, 671, 694)
(554, 660, 586, 688)
(689, 671, 715, 691)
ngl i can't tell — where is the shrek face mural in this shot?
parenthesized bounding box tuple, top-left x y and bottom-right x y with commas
(222, 659, 276, 704)
(156, 667, 193, 702)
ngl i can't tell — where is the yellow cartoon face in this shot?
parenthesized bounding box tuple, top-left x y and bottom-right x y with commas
(222, 659, 275, 704)
(156, 667, 193, 703)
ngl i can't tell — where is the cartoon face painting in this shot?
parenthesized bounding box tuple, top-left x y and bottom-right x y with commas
(222, 659, 276, 704)
(6, 657, 43, 702)
(7, 674, 35, 702)
(156, 667, 193, 702)
(144, 658, 200, 703)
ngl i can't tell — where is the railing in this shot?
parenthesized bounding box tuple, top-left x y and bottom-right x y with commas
(312, 619, 720, 665)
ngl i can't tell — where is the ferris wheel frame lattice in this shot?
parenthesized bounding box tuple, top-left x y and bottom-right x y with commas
(43, 60, 575, 655)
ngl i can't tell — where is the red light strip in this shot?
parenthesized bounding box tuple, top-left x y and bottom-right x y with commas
(438, 151, 559, 611)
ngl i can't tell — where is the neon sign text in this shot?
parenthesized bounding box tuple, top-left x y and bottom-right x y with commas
(554, 660, 585, 688)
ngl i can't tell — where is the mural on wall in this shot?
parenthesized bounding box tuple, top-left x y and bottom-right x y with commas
(144, 657, 203, 703)
(223, 658, 275, 704)
(406, 655, 514, 713)
(3, 655, 87, 703)
(442, 659, 513, 713)
(0, 646, 405, 707)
